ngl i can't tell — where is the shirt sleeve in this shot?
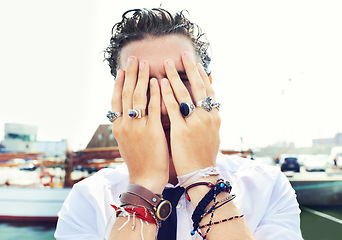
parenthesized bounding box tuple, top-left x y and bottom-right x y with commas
(54, 182, 109, 240)
(254, 171, 303, 240)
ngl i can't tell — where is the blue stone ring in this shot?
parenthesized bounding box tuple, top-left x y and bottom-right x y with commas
(180, 102, 195, 118)
(128, 109, 144, 119)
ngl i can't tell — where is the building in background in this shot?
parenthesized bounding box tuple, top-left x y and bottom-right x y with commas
(86, 124, 118, 149)
(312, 133, 342, 147)
(35, 139, 67, 158)
(2, 123, 38, 152)
(1, 123, 67, 158)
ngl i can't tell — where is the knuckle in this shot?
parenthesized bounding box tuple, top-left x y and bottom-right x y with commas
(133, 92, 143, 103)
(121, 123, 130, 135)
(214, 114, 221, 127)
(111, 99, 118, 109)
(112, 126, 119, 137)
(195, 82, 206, 92)
(178, 88, 189, 99)
(122, 89, 131, 99)
(202, 114, 212, 125)
(169, 101, 179, 112)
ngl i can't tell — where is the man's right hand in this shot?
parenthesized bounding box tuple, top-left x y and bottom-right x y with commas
(110, 56, 169, 194)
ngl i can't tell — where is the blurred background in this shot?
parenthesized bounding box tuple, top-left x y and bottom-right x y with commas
(1, 1, 342, 239)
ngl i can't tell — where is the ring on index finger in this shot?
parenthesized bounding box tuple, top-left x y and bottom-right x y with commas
(180, 102, 195, 118)
(107, 111, 122, 123)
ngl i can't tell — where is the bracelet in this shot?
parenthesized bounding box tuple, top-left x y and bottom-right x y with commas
(120, 192, 154, 212)
(111, 205, 157, 225)
(186, 179, 232, 202)
(199, 214, 244, 229)
(177, 166, 220, 187)
(191, 179, 232, 236)
(201, 194, 236, 218)
(119, 184, 172, 221)
(185, 182, 215, 201)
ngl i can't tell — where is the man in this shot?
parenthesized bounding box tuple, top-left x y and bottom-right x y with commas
(55, 8, 302, 240)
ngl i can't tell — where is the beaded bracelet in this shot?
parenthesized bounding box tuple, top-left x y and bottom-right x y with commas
(191, 179, 232, 236)
(201, 194, 236, 218)
(199, 214, 244, 229)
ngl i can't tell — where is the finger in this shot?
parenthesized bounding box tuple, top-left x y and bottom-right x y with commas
(196, 63, 220, 116)
(160, 78, 184, 123)
(181, 52, 206, 102)
(164, 59, 192, 104)
(196, 63, 216, 101)
(122, 56, 138, 117)
(147, 78, 161, 123)
(111, 69, 125, 113)
(133, 60, 149, 112)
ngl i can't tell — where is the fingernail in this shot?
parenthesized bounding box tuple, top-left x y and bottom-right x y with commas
(139, 61, 145, 70)
(167, 60, 174, 68)
(197, 63, 204, 71)
(150, 78, 156, 86)
(116, 69, 121, 79)
(127, 56, 134, 65)
(162, 78, 169, 86)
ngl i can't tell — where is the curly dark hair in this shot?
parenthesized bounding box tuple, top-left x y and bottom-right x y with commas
(104, 8, 211, 78)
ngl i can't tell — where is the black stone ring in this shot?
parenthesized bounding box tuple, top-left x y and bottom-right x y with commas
(180, 102, 195, 118)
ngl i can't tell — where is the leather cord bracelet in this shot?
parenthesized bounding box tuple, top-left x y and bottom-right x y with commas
(191, 179, 232, 236)
(120, 192, 154, 211)
(185, 182, 215, 201)
(119, 184, 172, 221)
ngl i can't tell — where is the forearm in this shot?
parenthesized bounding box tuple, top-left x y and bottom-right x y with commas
(187, 176, 255, 240)
(108, 180, 164, 240)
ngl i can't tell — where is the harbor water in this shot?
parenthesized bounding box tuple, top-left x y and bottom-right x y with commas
(1, 207, 342, 240)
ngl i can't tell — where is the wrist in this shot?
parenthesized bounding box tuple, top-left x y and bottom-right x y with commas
(186, 176, 222, 207)
(129, 178, 166, 195)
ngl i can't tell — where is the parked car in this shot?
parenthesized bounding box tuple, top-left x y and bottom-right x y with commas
(303, 155, 330, 172)
(281, 157, 300, 172)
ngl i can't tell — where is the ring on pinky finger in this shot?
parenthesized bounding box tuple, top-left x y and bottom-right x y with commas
(212, 102, 221, 111)
(107, 111, 122, 123)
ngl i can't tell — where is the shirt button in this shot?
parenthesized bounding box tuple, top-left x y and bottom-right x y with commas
(176, 203, 181, 209)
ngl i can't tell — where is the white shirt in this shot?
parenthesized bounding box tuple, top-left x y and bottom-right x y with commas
(55, 154, 303, 240)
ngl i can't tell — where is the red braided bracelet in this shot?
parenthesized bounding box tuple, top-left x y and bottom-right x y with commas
(110, 205, 157, 224)
(185, 182, 215, 201)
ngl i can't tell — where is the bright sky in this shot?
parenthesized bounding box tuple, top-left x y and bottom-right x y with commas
(1, 0, 342, 151)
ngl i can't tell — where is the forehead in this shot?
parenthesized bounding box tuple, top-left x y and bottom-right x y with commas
(119, 34, 197, 73)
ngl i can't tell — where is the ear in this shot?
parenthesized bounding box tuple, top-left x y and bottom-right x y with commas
(208, 74, 213, 84)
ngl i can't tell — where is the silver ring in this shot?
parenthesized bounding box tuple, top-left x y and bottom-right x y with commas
(196, 96, 214, 112)
(196, 96, 221, 111)
(128, 109, 144, 119)
(107, 111, 121, 123)
(212, 102, 221, 111)
(180, 102, 195, 118)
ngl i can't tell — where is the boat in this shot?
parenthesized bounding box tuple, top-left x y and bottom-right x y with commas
(287, 170, 342, 207)
(0, 187, 71, 222)
(0, 147, 122, 223)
